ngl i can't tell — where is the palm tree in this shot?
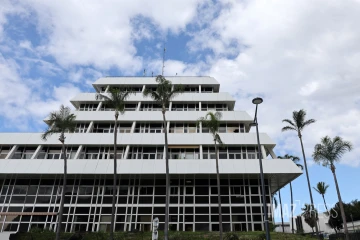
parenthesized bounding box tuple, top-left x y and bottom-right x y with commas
(143, 75, 183, 240)
(197, 111, 224, 240)
(301, 204, 319, 233)
(313, 136, 353, 240)
(278, 154, 303, 234)
(281, 109, 320, 238)
(96, 87, 133, 240)
(41, 105, 76, 240)
(313, 182, 330, 213)
(277, 188, 284, 232)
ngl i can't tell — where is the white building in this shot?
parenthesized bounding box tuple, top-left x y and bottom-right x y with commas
(293, 212, 360, 234)
(0, 76, 302, 233)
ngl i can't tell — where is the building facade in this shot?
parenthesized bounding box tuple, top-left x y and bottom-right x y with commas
(0, 76, 302, 233)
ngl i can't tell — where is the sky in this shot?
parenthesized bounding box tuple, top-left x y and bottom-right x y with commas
(0, 0, 360, 223)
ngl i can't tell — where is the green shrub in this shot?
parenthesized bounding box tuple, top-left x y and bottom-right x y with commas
(225, 232, 239, 240)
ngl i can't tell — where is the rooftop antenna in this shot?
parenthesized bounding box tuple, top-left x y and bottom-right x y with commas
(143, 69, 146, 76)
(162, 44, 166, 76)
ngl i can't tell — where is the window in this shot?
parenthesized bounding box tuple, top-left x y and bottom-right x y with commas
(169, 123, 198, 133)
(202, 146, 258, 160)
(79, 103, 98, 111)
(183, 85, 199, 93)
(202, 147, 216, 159)
(134, 123, 163, 133)
(201, 103, 228, 111)
(79, 146, 125, 160)
(100, 103, 137, 111)
(109, 86, 142, 93)
(37, 146, 78, 159)
(171, 103, 199, 111)
(92, 123, 132, 133)
(170, 187, 178, 195)
(0, 146, 11, 159)
(12, 146, 37, 159)
(128, 147, 163, 160)
(169, 148, 199, 159)
(201, 122, 245, 133)
(140, 103, 165, 111)
(75, 123, 89, 133)
(201, 87, 214, 93)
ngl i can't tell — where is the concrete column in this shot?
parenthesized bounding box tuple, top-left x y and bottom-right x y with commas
(124, 145, 130, 159)
(74, 145, 83, 159)
(199, 145, 203, 159)
(261, 145, 267, 159)
(199, 85, 201, 93)
(199, 122, 202, 133)
(5, 145, 18, 159)
(86, 121, 94, 133)
(137, 102, 141, 111)
(169, 102, 172, 111)
(31, 145, 43, 159)
(199, 102, 202, 111)
(166, 122, 170, 133)
(96, 102, 103, 111)
(163, 146, 166, 159)
(268, 148, 277, 159)
(131, 121, 136, 133)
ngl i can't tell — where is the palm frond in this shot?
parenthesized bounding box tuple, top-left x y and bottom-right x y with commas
(282, 119, 296, 127)
(303, 119, 316, 127)
(42, 105, 77, 141)
(197, 111, 222, 137)
(143, 76, 180, 109)
(103, 87, 134, 115)
(313, 135, 352, 167)
(281, 126, 296, 132)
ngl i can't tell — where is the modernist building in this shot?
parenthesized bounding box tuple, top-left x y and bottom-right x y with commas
(0, 76, 302, 233)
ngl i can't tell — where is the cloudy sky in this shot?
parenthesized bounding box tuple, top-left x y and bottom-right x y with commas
(1, 0, 359, 221)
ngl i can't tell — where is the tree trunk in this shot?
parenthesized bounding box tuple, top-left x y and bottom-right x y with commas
(162, 111, 170, 240)
(290, 182, 294, 234)
(56, 133, 67, 240)
(322, 195, 329, 213)
(331, 164, 349, 240)
(298, 134, 320, 239)
(110, 114, 118, 240)
(215, 140, 223, 240)
(279, 189, 284, 233)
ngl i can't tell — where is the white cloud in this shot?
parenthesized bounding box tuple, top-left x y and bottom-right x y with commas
(13, 0, 205, 74)
(0, 53, 81, 130)
(189, 0, 360, 167)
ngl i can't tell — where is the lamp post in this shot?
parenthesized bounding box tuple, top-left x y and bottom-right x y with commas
(250, 97, 271, 240)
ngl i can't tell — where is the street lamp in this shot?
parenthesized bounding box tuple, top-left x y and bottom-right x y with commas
(250, 97, 271, 240)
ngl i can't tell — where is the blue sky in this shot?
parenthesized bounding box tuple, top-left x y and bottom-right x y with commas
(1, 0, 360, 223)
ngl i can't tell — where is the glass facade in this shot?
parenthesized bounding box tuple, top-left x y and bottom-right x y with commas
(0, 176, 271, 233)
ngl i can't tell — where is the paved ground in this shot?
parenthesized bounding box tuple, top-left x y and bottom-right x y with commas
(0, 232, 13, 240)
